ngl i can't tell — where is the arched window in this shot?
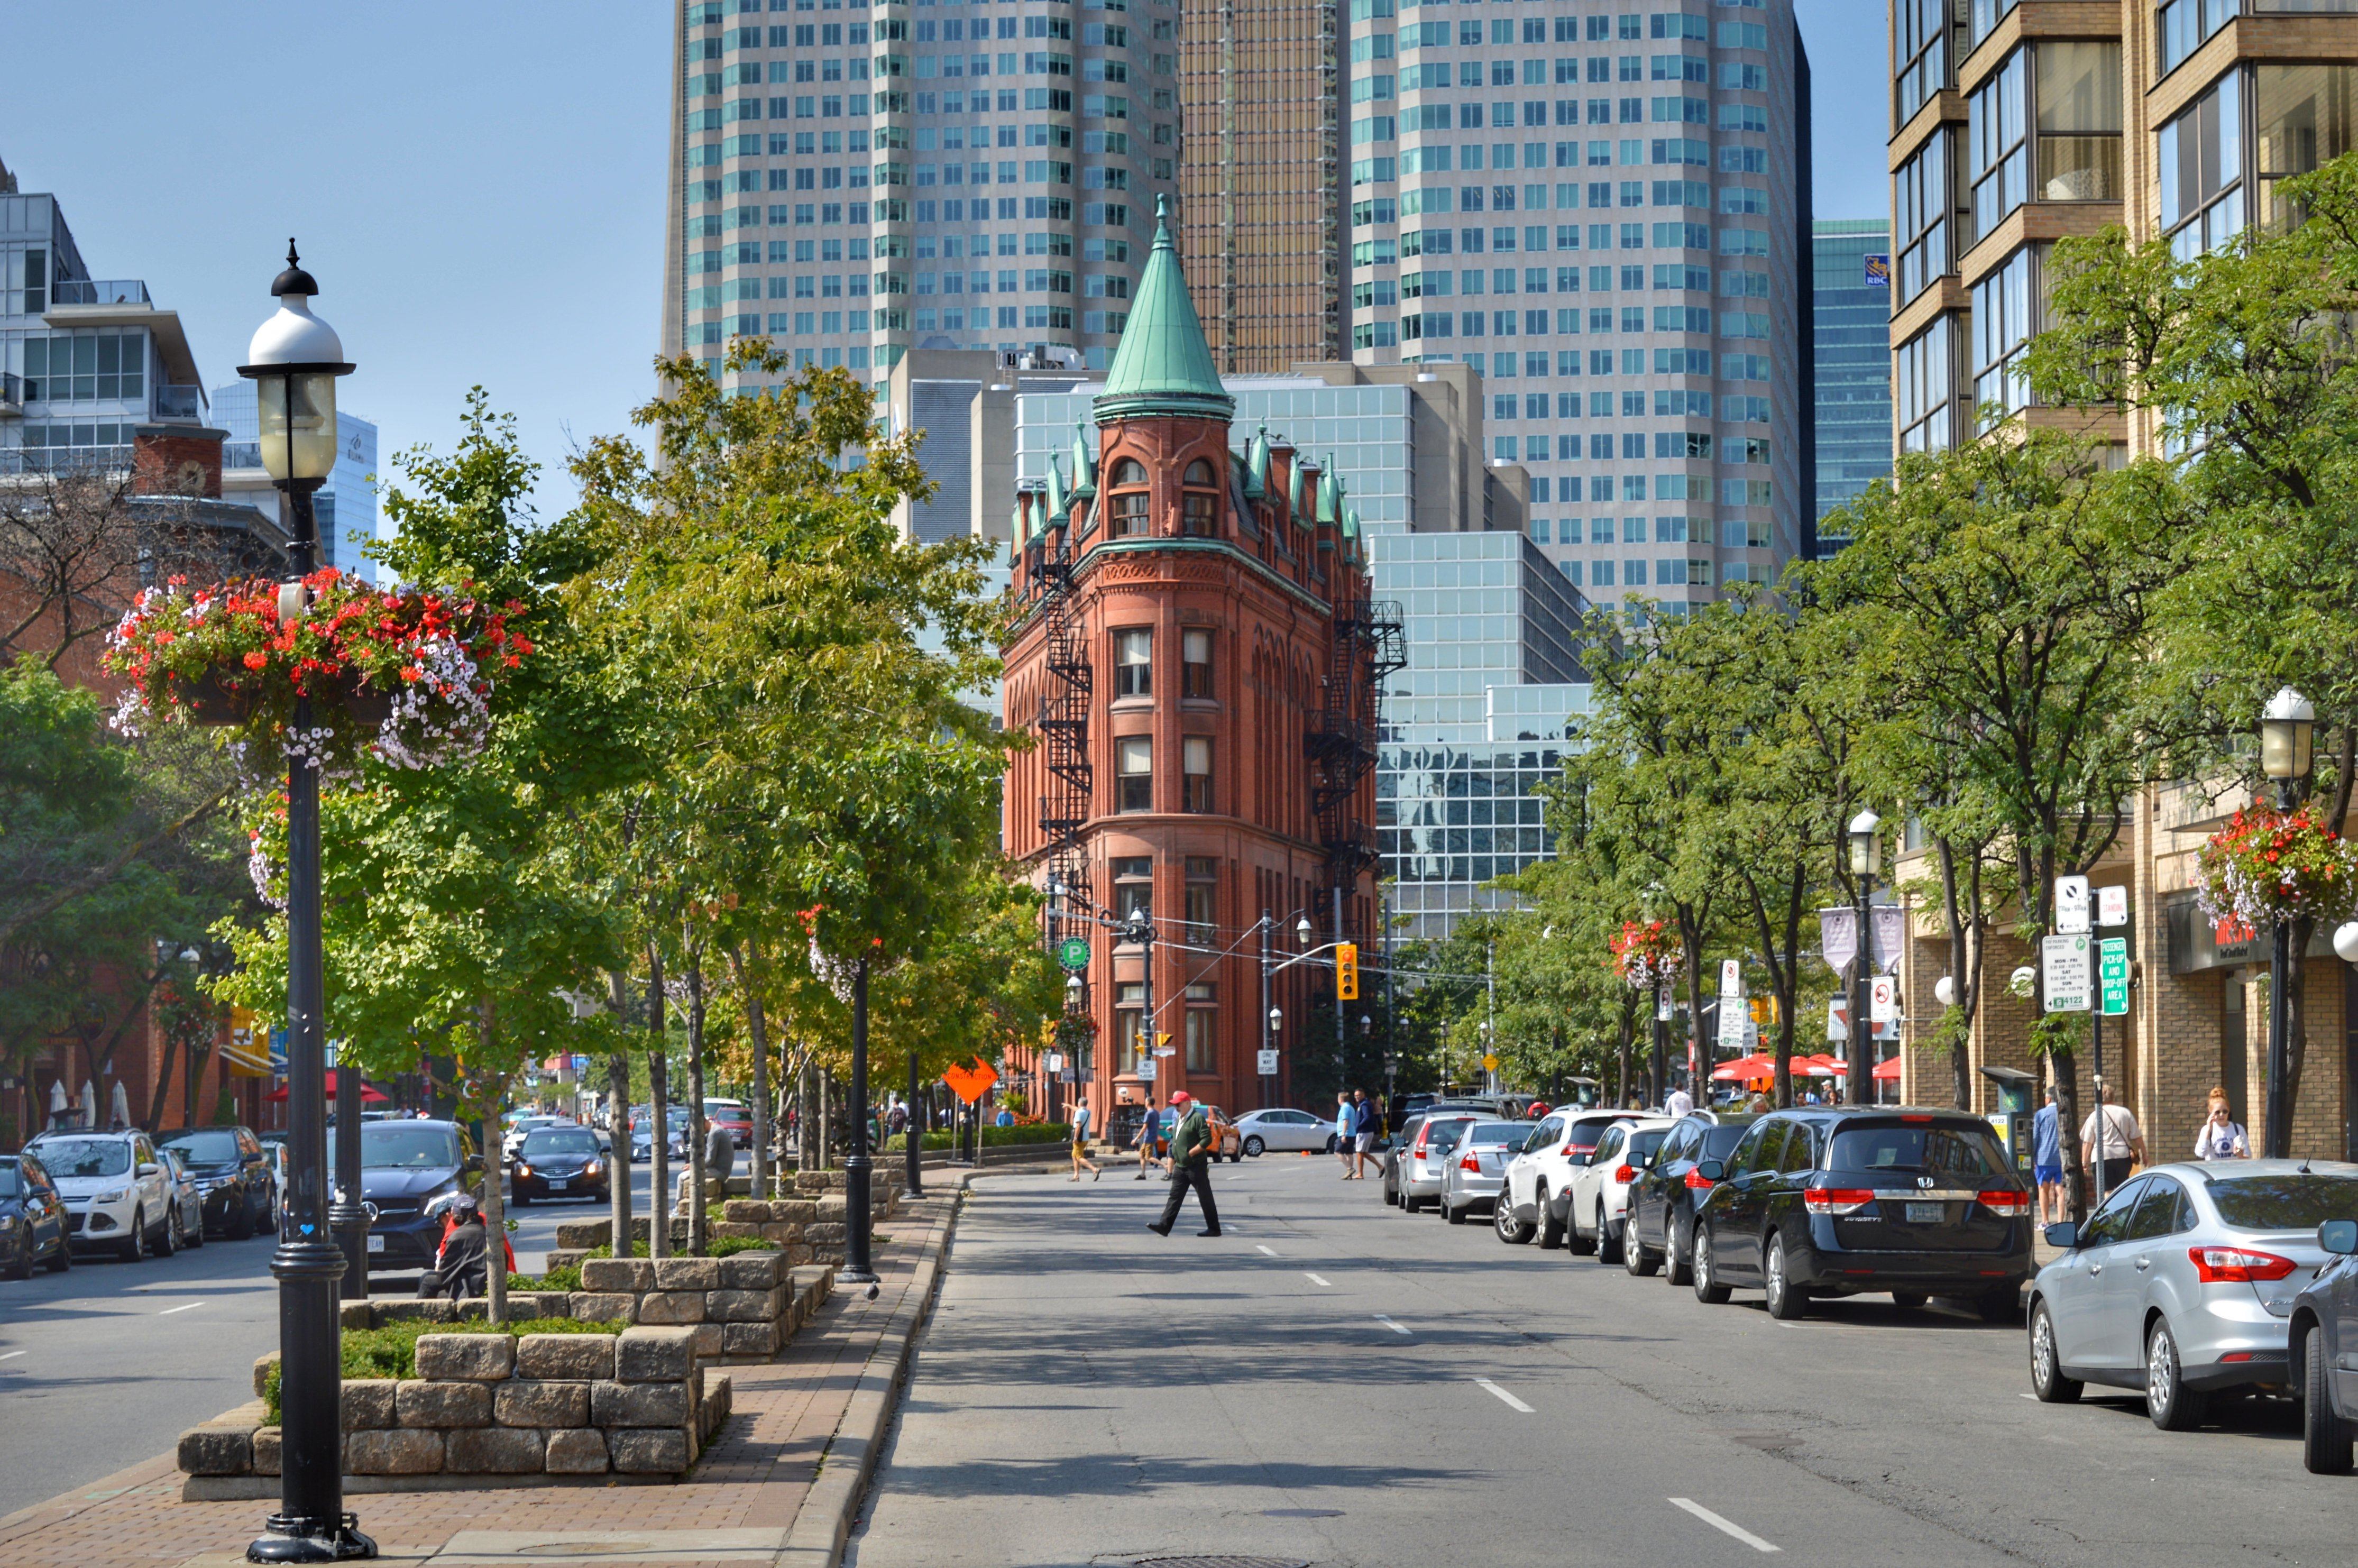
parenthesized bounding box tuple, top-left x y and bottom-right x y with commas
(1181, 457, 1217, 537)
(1109, 456, 1149, 537)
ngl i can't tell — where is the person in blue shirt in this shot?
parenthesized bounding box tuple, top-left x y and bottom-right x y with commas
(994, 1104, 1014, 1128)
(2032, 1086, 2063, 1224)
(1335, 1093, 1356, 1178)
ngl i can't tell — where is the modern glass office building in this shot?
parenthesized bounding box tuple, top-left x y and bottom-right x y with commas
(209, 380, 380, 581)
(1338, 0, 1812, 608)
(1809, 218, 1891, 557)
(664, 0, 1181, 390)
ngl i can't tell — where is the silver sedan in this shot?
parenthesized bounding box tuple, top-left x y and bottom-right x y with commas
(2026, 1158, 2358, 1429)
(1439, 1120, 1532, 1225)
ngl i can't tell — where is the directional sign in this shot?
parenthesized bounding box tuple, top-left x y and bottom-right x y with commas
(1256, 1049, 1280, 1076)
(1056, 937, 1090, 973)
(2055, 876, 2091, 934)
(2096, 886, 2129, 928)
(2098, 937, 2130, 1016)
(2042, 933, 2093, 1012)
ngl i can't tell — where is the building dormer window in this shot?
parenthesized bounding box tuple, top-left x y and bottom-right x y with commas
(1181, 457, 1217, 537)
(1109, 457, 1149, 536)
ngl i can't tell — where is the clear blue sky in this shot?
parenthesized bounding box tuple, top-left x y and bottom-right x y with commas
(5, 2, 1882, 533)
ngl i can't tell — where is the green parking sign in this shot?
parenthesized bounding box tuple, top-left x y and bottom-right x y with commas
(1057, 936, 1090, 973)
(2098, 937, 2130, 1017)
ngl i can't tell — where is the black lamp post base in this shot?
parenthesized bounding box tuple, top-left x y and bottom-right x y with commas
(248, 1512, 377, 1562)
(838, 1266, 879, 1283)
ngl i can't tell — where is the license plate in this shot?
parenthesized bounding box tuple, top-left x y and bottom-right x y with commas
(366, 1234, 384, 1253)
(1905, 1202, 1944, 1224)
(548, 1180, 568, 1191)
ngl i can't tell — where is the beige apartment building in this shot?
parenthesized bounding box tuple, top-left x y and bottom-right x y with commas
(1882, 0, 2358, 1159)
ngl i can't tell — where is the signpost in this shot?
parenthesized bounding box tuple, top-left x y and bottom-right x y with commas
(2041, 934, 2092, 1012)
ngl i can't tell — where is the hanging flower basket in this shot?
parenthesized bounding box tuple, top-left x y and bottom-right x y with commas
(103, 568, 528, 774)
(1609, 919, 1684, 993)
(2194, 805, 2358, 931)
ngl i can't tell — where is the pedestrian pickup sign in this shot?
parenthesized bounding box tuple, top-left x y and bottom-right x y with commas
(2098, 937, 2130, 1017)
(2042, 934, 2092, 1013)
(1056, 937, 1090, 973)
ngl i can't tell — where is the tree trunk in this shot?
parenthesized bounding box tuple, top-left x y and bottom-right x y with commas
(735, 942, 772, 1200)
(798, 1051, 815, 1172)
(684, 940, 708, 1257)
(647, 943, 670, 1260)
(820, 1069, 834, 1171)
(606, 969, 634, 1260)
(150, 1029, 181, 1136)
(1935, 839, 1976, 1112)
(477, 1007, 509, 1328)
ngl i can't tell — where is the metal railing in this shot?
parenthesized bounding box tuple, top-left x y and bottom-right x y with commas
(51, 278, 152, 307)
(222, 440, 264, 470)
(0, 445, 134, 475)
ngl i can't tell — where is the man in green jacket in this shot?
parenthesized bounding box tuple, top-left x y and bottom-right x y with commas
(1147, 1090, 1222, 1237)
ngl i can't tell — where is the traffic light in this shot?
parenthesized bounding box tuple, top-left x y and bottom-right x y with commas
(1336, 942, 1359, 1001)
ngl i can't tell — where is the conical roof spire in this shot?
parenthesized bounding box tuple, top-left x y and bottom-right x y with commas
(1094, 196, 1234, 424)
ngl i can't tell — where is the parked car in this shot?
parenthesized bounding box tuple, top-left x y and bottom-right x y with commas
(2292, 1214, 2358, 1472)
(1497, 1109, 1644, 1249)
(1232, 1108, 1334, 1157)
(28, 1129, 177, 1261)
(155, 1147, 208, 1252)
(1439, 1120, 1530, 1223)
(325, 1119, 485, 1274)
(0, 1151, 71, 1278)
(704, 1099, 754, 1149)
(1566, 1116, 1677, 1264)
(1624, 1113, 1760, 1284)
(1395, 1113, 1478, 1213)
(1690, 1108, 2032, 1321)
(2031, 1158, 2358, 1429)
(510, 1125, 611, 1206)
(155, 1125, 275, 1239)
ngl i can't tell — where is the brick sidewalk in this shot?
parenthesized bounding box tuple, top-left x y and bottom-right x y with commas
(0, 1188, 961, 1568)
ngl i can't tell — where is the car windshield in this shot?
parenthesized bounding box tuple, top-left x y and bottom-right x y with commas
(328, 1124, 462, 1169)
(1829, 1123, 2008, 1179)
(2208, 1173, 2358, 1231)
(160, 1130, 243, 1163)
(34, 1137, 131, 1177)
(523, 1130, 599, 1157)
(1465, 1122, 1525, 1146)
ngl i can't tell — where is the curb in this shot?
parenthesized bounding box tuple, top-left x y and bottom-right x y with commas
(774, 1169, 992, 1568)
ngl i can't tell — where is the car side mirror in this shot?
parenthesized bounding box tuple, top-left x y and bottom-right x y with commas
(2320, 1219, 2358, 1256)
(1696, 1159, 1725, 1182)
(2044, 1222, 2078, 1249)
(465, 1153, 485, 1174)
(137, 1162, 160, 1177)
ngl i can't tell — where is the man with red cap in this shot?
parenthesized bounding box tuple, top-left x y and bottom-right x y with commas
(1147, 1090, 1221, 1237)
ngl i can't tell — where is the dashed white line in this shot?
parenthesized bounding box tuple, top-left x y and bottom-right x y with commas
(0, 1350, 24, 1362)
(1304, 1272, 1331, 1287)
(158, 1302, 205, 1316)
(1255, 1244, 1279, 1258)
(2018, 1392, 2038, 1401)
(1668, 1497, 1781, 1554)
(1372, 1315, 1411, 1336)
(1473, 1378, 1534, 1413)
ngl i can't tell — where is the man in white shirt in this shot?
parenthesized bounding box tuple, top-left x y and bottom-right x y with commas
(2080, 1084, 2144, 1196)
(1664, 1083, 1695, 1118)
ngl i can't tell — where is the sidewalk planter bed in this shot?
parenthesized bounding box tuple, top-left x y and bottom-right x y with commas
(884, 1123, 1069, 1151)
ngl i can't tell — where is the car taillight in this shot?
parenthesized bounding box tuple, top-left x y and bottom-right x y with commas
(1976, 1189, 2031, 1217)
(2189, 1245, 2298, 1283)
(1413, 1136, 1429, 1156)
(1613, 1164, 1635, 1183)
(1804, 1187, 1874, 1215)
(1567, 1142, 1594, 1159)
(1684, 1168, 1715, 1190)
(1460, 1153, 1481, 1171)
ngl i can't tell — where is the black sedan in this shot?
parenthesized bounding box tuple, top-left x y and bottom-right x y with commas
(2290, 1216, 2358, 1472)
(325, 1119, 485, 1273)
(155, 1125, 276, 1239)
(1, 1152, 71, 1279)
(1690, 1108, 2033, 1321)
(510, 1126, 610, 1206)
(1624, 1112, 1759, 1285)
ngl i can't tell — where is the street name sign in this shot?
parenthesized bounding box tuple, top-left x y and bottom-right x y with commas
(2042, 934, 2092, 1012)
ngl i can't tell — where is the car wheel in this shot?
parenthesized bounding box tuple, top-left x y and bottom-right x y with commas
(44, 1236, 70, 1273)
(512, 1190, 530, 1208)
(1325, 1134, 1339, 1154)
(152, 1207, 175, 1259)
(1445, 1193, 1468, 1224)
(1692, 1226, 1730, 1304)
(2029, 1300, 2081, 1402)
(1764, 1233, 1808, 1319)
(1891, 1290, 1927, 1309)
(1244, 1136, 1265, 1158)
(183, 1209, 205, 1249)
(1664, 1221, 1693, 1287)
(2145, 1317, 2207, 1432)
(120, 1208, 148, 1263)
(2304, 1327, 2355, 1474)
(1538, 1208, 1565, 1250)
(1495, 1196, 1535, 1245)
(1595, 1203, 1625, 1267)
(1974, 1288, 2018, 1325)
(7, 1241, 29, 1281)
(1625, 1224, 1659, 1277)
(228, 1196, 256, 1241)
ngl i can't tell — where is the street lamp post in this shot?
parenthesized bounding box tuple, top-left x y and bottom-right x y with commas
(1258, 912, 1272, 1111)
(1847, 808, 1881, 1107)
(240, 244, 369, 1564)
(842, 959, 877, 1287)
(2260, 687, 2316, 1159)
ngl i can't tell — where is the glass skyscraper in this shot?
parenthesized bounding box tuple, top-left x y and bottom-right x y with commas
(665, 0, 1181, 389)
(1339, 0, 1811, 609)
(1809, 219, 1891, 557)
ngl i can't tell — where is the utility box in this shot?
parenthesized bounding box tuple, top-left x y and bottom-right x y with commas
(1979, 1065, 2038, 1177)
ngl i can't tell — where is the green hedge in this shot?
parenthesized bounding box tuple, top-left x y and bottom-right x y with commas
(885, 1122, 1070, 1151)
(261, 1316, 626, 1423)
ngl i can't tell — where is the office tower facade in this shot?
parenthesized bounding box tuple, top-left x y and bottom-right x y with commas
(1809, 218, 1892, 556)
(210, 380, 380, 580)
(665, 0, 1181, 390)
(1338, 0, 1812, 610)
(1177, 0, 1348, 370)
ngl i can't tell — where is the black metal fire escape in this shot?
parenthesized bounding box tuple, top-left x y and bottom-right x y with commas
(1035, 536, 1094, 939)
(1306, 595, 1406, 906)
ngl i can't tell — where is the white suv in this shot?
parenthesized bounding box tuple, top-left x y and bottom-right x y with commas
(1565, 1116, 1676, 1264)
(30, 1130, 175, 1261)
(1496, 1110, 1641, 1248)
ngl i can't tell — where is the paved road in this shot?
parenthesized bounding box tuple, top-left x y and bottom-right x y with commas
(847, 1158, 2342, 1568)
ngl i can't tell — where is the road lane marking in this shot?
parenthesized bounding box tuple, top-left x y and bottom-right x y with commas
(1305, 1272, 1332, 1287)
(1255, 1245, 1279, 1258)
(158, 1302, 205, 1316)
(0, 1351, 24, 1361)
(1668, 1498, 1781, 1554)
(1373, 1315, 1411, 1335)
(2020, 1392, 2038, 1400)
(1474, 1378, 1534, 1413)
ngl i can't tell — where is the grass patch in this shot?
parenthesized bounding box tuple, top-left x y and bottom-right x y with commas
(885, 1123, 1068, 1151)
(261, 1317, 626, 1423)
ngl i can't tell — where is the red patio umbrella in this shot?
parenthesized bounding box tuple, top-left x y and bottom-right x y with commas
(1710, 1053, 1775, 1083)
(1871, 1056, 1903, 1082)
(267, 1070, 388, 1104)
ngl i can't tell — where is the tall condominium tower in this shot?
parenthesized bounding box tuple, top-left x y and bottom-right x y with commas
(1338, 0, 1812, 612)
(664, 0, 1182, 388)
(1808, 218, 1891, 557)
(1177, 0, 1347, 371)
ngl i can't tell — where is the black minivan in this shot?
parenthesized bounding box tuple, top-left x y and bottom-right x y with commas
(1689, 1107, 2033, 1321)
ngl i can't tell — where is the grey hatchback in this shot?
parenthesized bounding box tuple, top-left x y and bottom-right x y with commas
(2027, 1159, 2358, 1430)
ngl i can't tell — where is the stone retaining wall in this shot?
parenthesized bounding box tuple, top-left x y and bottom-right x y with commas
(545, 1171, 898, 1276)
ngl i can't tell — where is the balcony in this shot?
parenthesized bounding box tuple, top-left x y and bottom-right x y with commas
(52, 279, 152, 307)
(222, 439, 263, 470)
(152, 383, 205, 422)
(0, 371, 21, 417)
